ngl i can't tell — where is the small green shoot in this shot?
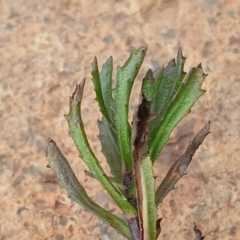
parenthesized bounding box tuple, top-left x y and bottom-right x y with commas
(46, 47, 209, 240)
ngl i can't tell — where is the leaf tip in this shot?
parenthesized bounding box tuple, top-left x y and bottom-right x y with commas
(141, 46, 147, 53)
(45, 137, 55, 157)
(178, 47, 183, 56)
(92, 56, 97, 64)
(205, 121, 211, 135)
(146, 68, 153, 76)
(72, 79, 86, 102)
(195, 63, 208, 79)
(107, 56, 113, 63)
(177, 47, 187, 61)
(196, 63, 203, 68)
(203, 72, 208, 79)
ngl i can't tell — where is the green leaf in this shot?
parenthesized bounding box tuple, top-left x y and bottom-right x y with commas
(141, 155, 157, 240)
(149, 61, 207, 162)
(114, 47, 147, 172)
(99, 56, 116, 123)
(64, 81, 137, 216)
(149, 48, 186, 133)
(92, 56, 121, 184)
(91, 56, 115, 127)
(153, 49, 186, 110)
(98, 117, 122, 183)
(46, 138, 132, 240)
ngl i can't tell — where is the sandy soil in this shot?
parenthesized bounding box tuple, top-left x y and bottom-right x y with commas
(0, 0, 240, 239)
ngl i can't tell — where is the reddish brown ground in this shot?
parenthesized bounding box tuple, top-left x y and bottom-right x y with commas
(0, 0, 240, 239)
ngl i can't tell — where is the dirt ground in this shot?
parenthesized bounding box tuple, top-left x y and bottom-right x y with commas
(0, 0, 240, 239)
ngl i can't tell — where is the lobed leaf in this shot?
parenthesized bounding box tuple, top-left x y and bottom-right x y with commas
(149, 63, 207, 162)
(99, 56, 116, 123)
(150, 48, 186, 129)
(98, 117, 122, 183)
(64, 80, 137, 216)
(45, 138, 131, 240)
(91, 56, 115, 127)
(92, 53, 122, 184)
(114, 47, 147, 172)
